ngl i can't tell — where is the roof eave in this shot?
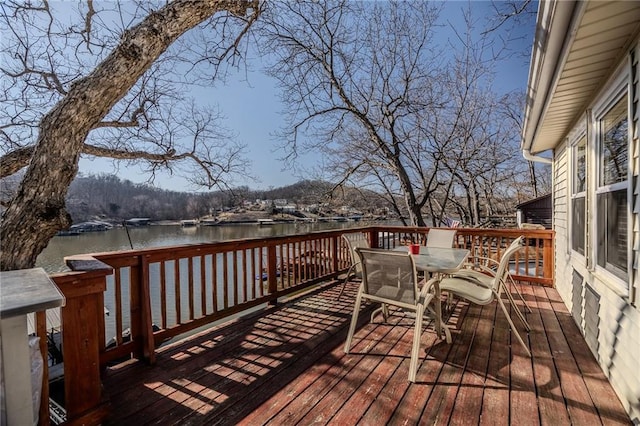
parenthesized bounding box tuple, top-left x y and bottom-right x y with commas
(521, 0, 583, 155)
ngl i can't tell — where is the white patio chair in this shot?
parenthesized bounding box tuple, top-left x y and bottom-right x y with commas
(452, 236, 532, 325)
(425, 228, 458, 281)
(337, 232, 370, 300)
(437, 236, 532, 357)
(426, 228, 457, 248)
(344, 247, 437, 382)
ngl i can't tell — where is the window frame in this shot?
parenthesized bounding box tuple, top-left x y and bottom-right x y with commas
(570, 133, 587, 258)
(592, 74, 631, 293)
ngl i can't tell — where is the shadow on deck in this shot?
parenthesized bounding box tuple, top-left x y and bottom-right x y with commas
(102, 280, 631, 425)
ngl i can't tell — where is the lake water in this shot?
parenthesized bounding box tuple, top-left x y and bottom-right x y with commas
(36, 221, 367, 273)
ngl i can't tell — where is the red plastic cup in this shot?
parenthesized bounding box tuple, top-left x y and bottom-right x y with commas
(409, 244, 420, 255)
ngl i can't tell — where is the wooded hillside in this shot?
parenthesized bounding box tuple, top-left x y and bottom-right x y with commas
(1, 173, 387, 222)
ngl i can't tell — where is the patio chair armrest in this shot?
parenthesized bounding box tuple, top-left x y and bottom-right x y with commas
(468, 256, 499, 267)
(460, 262, 495, 276)
(449, 269, 493, 288)
(418, 276, 439, 301)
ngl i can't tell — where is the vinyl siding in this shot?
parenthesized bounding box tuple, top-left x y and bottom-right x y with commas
(552, 42, 640, 424)
(632, 43, 640, 308)
(554, 142, 568, 239)
(553, 142, 572, 305)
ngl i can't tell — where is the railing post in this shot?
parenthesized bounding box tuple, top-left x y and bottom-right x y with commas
(56, 258, 112, 425)
(35, 311, 50, 426)
(543, 233, 555, 286)
(128, 258, 144, 361)
(368, 228, 379, 248)
(140, 256, 156, 364)
(267, 244, 278, 302)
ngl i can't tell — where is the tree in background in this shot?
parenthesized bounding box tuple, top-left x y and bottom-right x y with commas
(0, 0, 545, 271)
(0, 0, 260, 270)
(262, 0, 544, 227)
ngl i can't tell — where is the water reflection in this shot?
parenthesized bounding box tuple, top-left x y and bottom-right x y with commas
(36, 222, 364, 273)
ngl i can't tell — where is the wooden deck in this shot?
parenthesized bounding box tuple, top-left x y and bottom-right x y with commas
(102, 279, 631, 425)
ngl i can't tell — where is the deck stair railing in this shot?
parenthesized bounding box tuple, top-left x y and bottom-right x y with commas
(31, 225, 553, 425)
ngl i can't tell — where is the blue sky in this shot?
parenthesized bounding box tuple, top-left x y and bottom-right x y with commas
(78, 1, 536, 192)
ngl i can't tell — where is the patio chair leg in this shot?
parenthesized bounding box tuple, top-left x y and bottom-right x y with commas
(409, 304, 425, 383)
(508, 273, 532, 313)
(344, 289, 363, 353)
(496, 297, 531, 357)
(337, 263, 357, 301)
(503, 287, 531, 331)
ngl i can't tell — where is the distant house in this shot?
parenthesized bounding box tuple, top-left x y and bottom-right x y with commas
(515, 194, 551, 229)
(280, 204, 296, 213)
(521, 1, 640, 422)
(125, 218, 150, 226)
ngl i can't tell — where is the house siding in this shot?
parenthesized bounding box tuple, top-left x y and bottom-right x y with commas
(552, 43, 640, 424)
(632, 42, 640, 308)
(553, 143, 568, 255)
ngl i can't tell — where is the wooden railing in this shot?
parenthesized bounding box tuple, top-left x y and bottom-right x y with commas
(32, 225, 553, 424)
(371, 226, 555, 286)
(69, 231, 352, 368)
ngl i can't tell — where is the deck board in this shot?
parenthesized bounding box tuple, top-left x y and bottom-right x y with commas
(479, 300, 509, 426)
(101, 280, 632, 425)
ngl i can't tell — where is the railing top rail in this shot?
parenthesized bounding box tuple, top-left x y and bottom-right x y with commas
(68, 226, 375, 262)
(368, 225, 554, 236)
(62, 225, 554, 266)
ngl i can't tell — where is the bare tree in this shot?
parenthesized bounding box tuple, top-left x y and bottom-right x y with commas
(262, 0, 534, 227)
(262, 1, 447, 226)
(483, 0, 536, 35)
(1, 0, 260, 270)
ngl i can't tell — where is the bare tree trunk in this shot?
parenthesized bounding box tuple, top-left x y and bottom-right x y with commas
(1, 0, 256, 271)
(397, 169, 426, 227)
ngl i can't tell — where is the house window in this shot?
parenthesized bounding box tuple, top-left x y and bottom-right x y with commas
(571, 136, 586, 255)
(596, 94, 628, 281)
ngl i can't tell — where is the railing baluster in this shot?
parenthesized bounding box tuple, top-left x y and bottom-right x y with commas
(174, 259, 181, 325)
(188, 256, 195, 321)
(258, 248, 265, 297)
(129, 263, 143, 360)
(278, 243, 285, 289)
(301, 240, 306, 283)
(212, 254, 218, 313)
(115, 268, 123, 346)
(223, 252, 229, 309)
(240, 250, 244, 302)
(200, 255, 207, 316)
(249, 247, 262, 299)
(160, 261, 167, 329)
(303, 240, 308, 281)
(231, 250, 238, 305)
(313, 239, 318, 278)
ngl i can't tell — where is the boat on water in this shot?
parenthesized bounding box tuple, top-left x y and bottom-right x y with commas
(124, 217, 150, 226)
(57, 220, 113, 236)
(180, 219, 198, 226)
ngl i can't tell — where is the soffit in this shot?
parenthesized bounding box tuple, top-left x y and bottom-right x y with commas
(529, 1, 640, 154)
